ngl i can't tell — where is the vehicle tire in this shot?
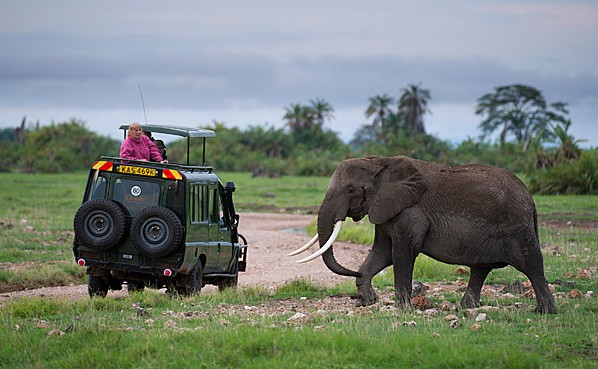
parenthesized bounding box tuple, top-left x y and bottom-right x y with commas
(88, 275, 109, 298)
(217, 274, 238, 292)
(170, 262, 203, 297)
(127, 281, 145, 294)
(130, 206, 182, 258)
(74, 199, 127, 251)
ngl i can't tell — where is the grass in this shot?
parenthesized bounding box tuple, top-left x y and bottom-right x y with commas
(218, 171, 329, 213)
(0, 171, 597, 368)
(1, 286, 596, 368)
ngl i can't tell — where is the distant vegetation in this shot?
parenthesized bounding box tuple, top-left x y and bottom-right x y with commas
(1, 83, 595, 194)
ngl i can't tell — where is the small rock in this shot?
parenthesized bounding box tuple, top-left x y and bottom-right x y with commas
(164, 320, 178, 329)
(444, 314, 458, 321)
(47, 330, 64, 337)
(423, 308, 439, 316)
(412, 281, 427, 296)
(577, 269, 591, 279)
(455, 266, 469, 275)
(524, 290, 536, 299)
(432, 332, 441, 338)
(401, 321, 418, 327)
(470, 323, 482, 331)
(412, 295, 433, 310)
(438, 301, 456, 311)
(475, 313, 488, 322)
(287, 312, 310, 324)
(501, 280, 526, 294)
(35, 319, 51, 329)
(567, 289, 583, 298)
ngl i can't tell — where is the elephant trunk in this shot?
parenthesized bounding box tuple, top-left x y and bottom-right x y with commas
(317, 197, 361, 277)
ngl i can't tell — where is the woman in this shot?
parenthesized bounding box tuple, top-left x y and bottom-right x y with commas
(119, 122, 165, 162)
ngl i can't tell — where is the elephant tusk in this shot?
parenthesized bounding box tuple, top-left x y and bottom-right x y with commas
(288, 233, 319, 256)
(296, 220, 343, 263)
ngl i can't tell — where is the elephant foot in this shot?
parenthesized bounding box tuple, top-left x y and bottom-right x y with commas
(460, 289, 482, 309)
(355, 286, 378, 307)
(395, 298, 414, 311)
(534, 300, 557, 314)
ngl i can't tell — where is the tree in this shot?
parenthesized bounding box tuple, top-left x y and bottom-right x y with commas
(283, 103, 313, 133)
(365, 94, 394, 131)
(398, 84, 431, 135)
(475, 84, 569, 152)
(309, 98, 334, 131)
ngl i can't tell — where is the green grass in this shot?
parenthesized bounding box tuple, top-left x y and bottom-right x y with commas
(0, 172, 597, 368)
(1, 286, 596, 368)
(219, 171, 329, 213)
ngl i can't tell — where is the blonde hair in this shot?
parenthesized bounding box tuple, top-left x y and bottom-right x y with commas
(127, 122, 142, 137)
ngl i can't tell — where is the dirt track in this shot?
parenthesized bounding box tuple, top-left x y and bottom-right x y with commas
(0, 213, 371, 304)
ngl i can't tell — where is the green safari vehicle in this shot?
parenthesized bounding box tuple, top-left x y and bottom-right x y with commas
(72, 124, 247, 297)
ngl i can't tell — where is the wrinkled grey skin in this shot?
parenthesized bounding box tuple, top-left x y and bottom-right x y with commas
(317, 156, 556, 314)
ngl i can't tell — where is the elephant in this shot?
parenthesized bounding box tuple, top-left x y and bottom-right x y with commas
(290, 156, 557, 314)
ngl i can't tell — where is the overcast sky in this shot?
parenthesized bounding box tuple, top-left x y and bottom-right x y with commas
(1, 1, 596, 147)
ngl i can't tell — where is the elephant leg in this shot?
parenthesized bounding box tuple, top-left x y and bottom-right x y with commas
(355, 228, 392, 307)
(514, 247, 557, 314)
(460, 266, 492, 308)
(391, 237, 416, 309)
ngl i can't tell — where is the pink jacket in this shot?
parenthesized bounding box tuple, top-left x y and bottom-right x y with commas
(119, 135, 164, 162)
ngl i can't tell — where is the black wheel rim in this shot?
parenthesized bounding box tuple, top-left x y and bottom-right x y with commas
(140, 217, 170, 249)
(85, 210, 113, 241)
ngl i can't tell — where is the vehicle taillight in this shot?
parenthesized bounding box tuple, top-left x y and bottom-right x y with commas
(77, 259, 86, 266)
(163, 269, 172, 277)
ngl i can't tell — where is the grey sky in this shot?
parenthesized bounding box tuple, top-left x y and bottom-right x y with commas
(1, 1, 596, 146)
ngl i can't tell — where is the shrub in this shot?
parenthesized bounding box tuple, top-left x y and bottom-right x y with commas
(527, 148, 597, 194)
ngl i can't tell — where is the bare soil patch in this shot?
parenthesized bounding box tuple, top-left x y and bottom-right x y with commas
(0, 212, 589, 308)
(0, 213, 370, 305)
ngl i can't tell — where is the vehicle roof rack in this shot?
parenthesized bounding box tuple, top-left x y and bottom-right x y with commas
(119, 124, 216, 166)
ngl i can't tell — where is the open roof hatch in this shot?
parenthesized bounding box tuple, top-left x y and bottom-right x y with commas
(119, 124, 216, 166)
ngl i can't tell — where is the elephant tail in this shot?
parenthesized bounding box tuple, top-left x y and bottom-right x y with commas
(533, 206, 539, 240)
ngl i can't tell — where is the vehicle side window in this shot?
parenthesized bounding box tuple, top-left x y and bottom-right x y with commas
(190, 185, 209, 223)
(112, 179, 160, 216)
(210, 188, 222, 223)
(88, 176, 107, 200)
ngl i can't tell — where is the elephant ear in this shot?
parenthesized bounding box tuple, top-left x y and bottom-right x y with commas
(369, 158, 427, 224)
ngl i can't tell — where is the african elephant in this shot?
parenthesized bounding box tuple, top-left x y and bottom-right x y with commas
(291, 156, 556, 314)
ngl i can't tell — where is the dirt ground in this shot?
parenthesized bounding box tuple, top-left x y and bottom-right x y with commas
(1, 212, 592, 308)
(0, 213, 371, 305)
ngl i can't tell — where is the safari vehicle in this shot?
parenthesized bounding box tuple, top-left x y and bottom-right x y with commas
(73, 124, 247, 297)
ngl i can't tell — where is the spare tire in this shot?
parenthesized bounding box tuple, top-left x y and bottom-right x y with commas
(130, 206, 182, 258)
(74, 199, 126, 251)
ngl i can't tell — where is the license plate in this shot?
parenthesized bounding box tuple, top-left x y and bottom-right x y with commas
(117, 165, 157, 177)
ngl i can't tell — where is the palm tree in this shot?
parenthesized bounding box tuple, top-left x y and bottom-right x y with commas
(283, 103, 312, 133)
(398, 84, 431, 135)
(309, 98, 334, 130)
(365, 94, 394, 130)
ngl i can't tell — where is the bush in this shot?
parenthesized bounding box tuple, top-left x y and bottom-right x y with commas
(527, 148, 597, 194)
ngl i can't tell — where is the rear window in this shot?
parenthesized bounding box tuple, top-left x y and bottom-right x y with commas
(112, 179, 160, 216)
(89, 176, 107, 200)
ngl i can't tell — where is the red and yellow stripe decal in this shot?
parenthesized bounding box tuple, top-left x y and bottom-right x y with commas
(162, 169, 183, 180)
(92, 161, 113, 172)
